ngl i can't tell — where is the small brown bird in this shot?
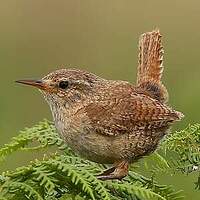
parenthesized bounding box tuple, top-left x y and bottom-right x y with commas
(16, 30, 183, 180)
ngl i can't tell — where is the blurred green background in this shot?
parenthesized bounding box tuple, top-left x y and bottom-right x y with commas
(0, 0, 199, 199)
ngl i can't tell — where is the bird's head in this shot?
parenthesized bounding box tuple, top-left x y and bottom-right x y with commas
(16, 68, 103, 108)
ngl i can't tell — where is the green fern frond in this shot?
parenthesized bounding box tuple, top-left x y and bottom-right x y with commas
(163, 124, 200, 164)
(0, 120, 68, 161)
(161, 124, 200, 177)
(43, 158, 97, 200)
(80, 166, 111, 200)
(1, 120, 199, 199)
(127, 172, 183, 200)
(141, 152, 171, 174)
(2, 181, 43, 200)
(107, 181, 167, 200)
(53, 155, 115, 200)
(32, 165, 57, 195)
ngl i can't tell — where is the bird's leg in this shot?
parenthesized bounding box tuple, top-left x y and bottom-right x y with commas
(97, 160, 129, 180)
(97, 166, 116, 177)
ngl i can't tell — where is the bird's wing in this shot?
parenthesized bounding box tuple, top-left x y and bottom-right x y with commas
(137, 29, 164, 85)
(84, 93, 183, 136)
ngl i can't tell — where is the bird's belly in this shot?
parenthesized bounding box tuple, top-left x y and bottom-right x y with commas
(58, 125, 169, 164)
(62, 130, 118, 164)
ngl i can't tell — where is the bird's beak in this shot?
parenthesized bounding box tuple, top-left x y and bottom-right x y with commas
(15, 79, 47, 90)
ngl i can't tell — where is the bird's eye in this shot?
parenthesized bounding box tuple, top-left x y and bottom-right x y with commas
(58, 81, 69, 89)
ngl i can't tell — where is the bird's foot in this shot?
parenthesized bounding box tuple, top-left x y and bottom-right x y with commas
(97, 161, 129, 181)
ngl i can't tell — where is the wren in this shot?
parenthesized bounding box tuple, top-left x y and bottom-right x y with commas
(16, 30, 184, 180)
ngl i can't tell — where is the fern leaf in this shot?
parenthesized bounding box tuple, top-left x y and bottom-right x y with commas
(3, 181, 43, 200)
(127, 172, 184, 200)
(44, 159, 96, 200)
(108, 181, 167, 200)
(32, 165, 57, 195)
(0, 120, 68, 161)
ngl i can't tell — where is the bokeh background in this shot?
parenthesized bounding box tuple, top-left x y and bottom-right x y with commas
(0, 0, 199, 199)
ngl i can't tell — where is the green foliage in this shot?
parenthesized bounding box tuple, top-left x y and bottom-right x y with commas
(163, 124, 200, 173)
(0, 120, 199, 199)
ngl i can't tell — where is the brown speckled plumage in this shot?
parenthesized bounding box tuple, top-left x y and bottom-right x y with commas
(16, 30, 184, 180)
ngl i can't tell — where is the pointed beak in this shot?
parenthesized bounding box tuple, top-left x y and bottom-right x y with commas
(15, 79, 47, 90)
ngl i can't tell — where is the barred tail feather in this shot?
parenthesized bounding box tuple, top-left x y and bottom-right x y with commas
(137, 29, 164, 84)
(136, 29, 168, 103)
